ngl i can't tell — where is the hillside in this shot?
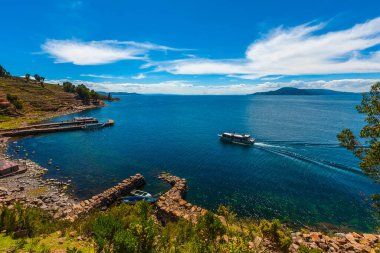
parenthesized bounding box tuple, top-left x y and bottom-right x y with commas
(0, 77, 101, 129)
(251, 87, 356, 95)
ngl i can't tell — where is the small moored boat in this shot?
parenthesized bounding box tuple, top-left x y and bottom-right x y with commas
(218, 132, 255, 146)
(74, 117, 96, 121)
(122, 196, 157, 204)
(131, 189, 152, 197)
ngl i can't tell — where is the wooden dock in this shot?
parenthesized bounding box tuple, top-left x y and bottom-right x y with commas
(0, 118, 114, 137)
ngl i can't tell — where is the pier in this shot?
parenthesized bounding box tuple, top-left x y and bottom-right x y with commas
(155, 172, 208, 223)
(65, 174, 145, 221)
(0, 118, 114, 137)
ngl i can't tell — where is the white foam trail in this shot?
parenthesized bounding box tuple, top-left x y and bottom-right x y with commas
(255, 142, 287, 149)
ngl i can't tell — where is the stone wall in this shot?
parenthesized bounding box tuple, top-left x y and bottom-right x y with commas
(155, 172, 208, 223)
(65, 174, 145, 221)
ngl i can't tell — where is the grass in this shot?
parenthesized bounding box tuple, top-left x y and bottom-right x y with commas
(0, 203, 293, 253)
(0, 233, 95, 252)
(0, 77, 90, 129)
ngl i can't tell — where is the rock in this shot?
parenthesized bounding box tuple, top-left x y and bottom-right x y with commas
(363, 233, 377, 242)
(58, 237, 66, 244)
(253, 236, 262, 248)
(345, 233, 357, 244)
(309, 232, 321, 242)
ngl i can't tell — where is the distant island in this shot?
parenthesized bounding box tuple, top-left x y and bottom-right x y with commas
(100, 91, 141, 96)
(250, 87, 357, 95)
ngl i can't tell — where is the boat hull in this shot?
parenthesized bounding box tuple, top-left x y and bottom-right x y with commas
(218, 135, 255, 146)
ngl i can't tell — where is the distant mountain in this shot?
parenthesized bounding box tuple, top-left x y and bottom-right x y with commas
(250, 87, 356, 95)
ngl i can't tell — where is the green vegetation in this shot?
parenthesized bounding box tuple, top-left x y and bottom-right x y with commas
(25, 73, 31, 83)
(63, 81, 108, 104)
(0, 203, 291, 252)
(338, 81, 380, 213)
(6, 94, 23, 110)
(297, 245, 323, 253)
(0, 65, 11, 78)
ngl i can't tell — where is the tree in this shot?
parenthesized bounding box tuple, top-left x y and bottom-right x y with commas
(76, 84, 91, 103)
(90, 89, 100, 102)
(25, 73, 30, 82)
(34, 74, 41, 83)
(63, 82, 76, 93)
(337, 81, 380, 211)
(0, 65, 6, 77)
(0, 65, 11, 78)
(107, 92, 112, 101)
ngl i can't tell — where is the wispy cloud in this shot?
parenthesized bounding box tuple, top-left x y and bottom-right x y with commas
(150, 17, 380, 79)
(42, 39, 185, 65)
(80, 74, 127, 79)
(47, 78, 378, 95)
(131, 73, 147, 80)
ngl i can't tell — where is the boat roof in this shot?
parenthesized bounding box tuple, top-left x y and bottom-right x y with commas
(222, 132, 251, 138)
(74, 117, 95, 120)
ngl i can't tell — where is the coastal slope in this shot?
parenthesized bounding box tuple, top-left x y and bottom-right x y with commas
(0, 77, 101, 128)
(250, 87, 356, 95)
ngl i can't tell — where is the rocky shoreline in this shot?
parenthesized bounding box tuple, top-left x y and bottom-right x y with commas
(0, 139, 76, 218)
(0, 104, 101, 216)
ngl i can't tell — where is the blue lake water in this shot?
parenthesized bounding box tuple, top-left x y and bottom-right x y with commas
(8, 95, 379, 231)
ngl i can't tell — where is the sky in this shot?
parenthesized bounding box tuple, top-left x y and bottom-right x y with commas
(1, 0, 380, 94)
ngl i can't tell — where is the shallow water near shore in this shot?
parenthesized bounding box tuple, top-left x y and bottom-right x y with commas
(8, 95, 380, 231)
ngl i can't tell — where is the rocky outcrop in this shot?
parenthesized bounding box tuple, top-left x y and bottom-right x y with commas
(290, 231, 380, 253)
(156, 172, 208, 223)
(65, 174, 145, 221)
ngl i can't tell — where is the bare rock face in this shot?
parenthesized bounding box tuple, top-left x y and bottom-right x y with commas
(290, 231, 380, 252)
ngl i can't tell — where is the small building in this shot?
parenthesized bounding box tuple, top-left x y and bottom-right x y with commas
(0, 161, 19, 177)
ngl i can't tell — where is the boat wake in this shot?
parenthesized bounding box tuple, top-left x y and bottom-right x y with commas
(254, 142, 361, 175)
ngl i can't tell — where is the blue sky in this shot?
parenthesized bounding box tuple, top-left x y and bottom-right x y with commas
(1, 0, 380, 94)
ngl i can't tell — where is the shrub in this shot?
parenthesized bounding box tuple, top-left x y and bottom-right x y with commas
(0, 204, 61, 238)
(92, 214, 123, 252)
(196, 212, 226, 243)
(259, 219, 291, 251)
(298, 245, 323, 253)
(6, 94, 22, 110)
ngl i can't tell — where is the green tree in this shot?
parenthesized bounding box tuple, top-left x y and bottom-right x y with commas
(0, 65, 11, 78)
(90, 89, 100, 102)
(34, 74, 41, 83)
(63, 81, 76, 93)
(76, 84, 91, 103)
(25, 73, 30, 82)
(0, 65, 6, 77)
(337, 82, 380, 211)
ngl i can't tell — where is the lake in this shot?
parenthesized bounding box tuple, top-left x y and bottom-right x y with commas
(8, 94, 379, 231)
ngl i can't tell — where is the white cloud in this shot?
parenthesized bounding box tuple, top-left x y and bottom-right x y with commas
(47, 78, 378, 95)
(151, 17, 380, 78)
(41, 39, 184, 65)
(131, 73, 147, 80)
(80, 74, 127, 79)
